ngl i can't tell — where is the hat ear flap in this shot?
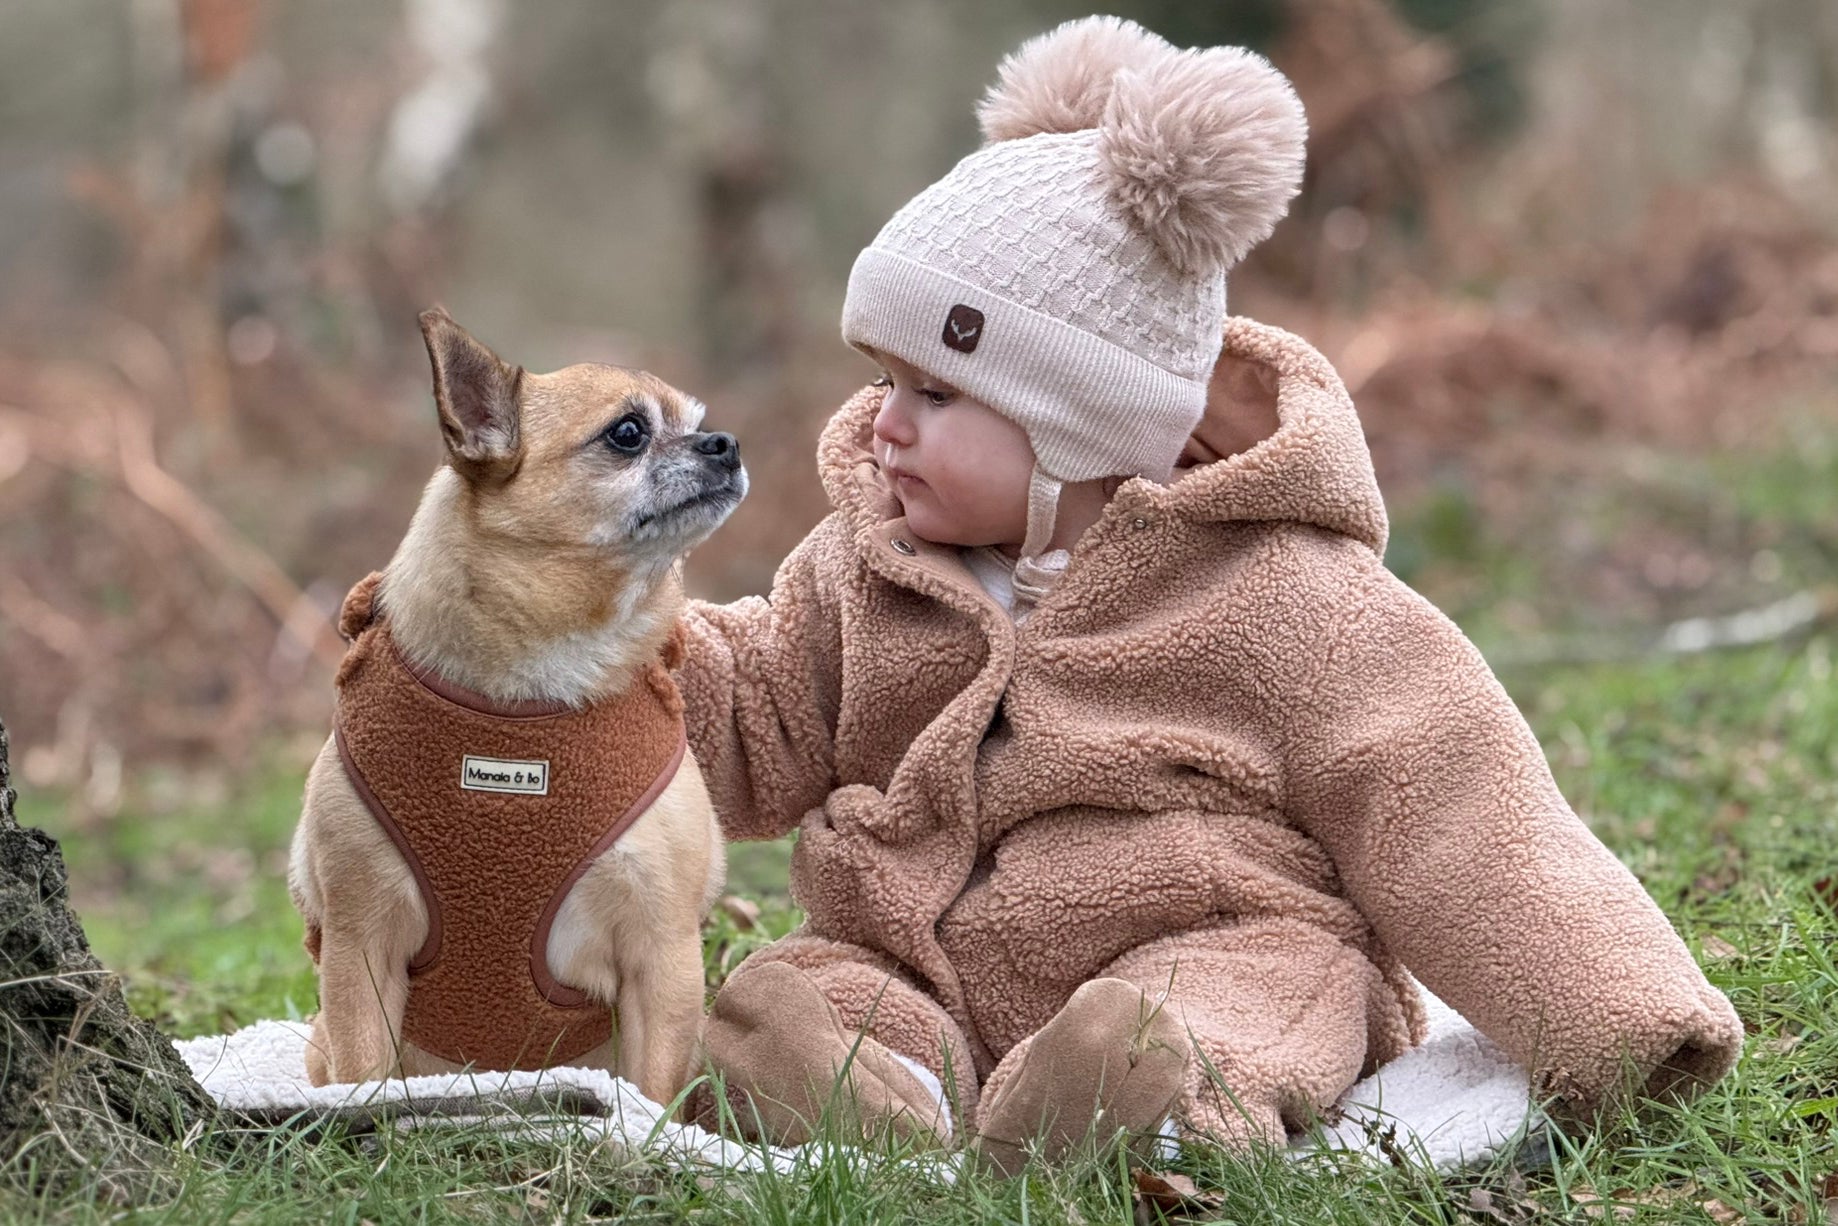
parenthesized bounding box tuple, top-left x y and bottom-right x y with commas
(976, 15, 1176, 144)
(1098, 47, 1308, 276)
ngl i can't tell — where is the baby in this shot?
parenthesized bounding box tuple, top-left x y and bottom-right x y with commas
(673, 17, 1742, 1172)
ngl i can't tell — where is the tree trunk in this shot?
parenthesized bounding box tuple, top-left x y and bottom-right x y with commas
(0, 717, 217, 1196)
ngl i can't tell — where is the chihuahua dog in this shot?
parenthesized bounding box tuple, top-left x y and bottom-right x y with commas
(288, 308, 741, 1107)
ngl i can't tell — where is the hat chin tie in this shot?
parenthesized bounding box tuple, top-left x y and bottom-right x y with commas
(1012, 465, 1069, 607)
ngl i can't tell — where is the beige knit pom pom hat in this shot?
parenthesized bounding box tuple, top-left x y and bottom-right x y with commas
(841, 15, 1307, 600)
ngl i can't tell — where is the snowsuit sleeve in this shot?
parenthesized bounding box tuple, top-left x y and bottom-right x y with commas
(1280, 555, 1743, 1114)
(673, 513, 849, 842)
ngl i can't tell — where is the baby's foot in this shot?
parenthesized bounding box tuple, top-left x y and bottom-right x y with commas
(697, 959, 952, 1148)
(970, 977, 1191, 1176)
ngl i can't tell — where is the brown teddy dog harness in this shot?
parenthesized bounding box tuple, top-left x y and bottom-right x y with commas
(310, 571, 688, 1072)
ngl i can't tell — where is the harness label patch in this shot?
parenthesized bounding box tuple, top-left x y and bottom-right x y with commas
(461, 755, 551, 795)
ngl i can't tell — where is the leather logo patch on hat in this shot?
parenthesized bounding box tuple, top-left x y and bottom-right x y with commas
(942, 304, 985, 354)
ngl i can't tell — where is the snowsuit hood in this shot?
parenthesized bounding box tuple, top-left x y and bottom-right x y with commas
(819, 316, 1390, 563)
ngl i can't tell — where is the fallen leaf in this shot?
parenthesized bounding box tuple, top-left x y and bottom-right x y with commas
(1691, 871, 1738, 898)
(1465, 1186, 1527, 1221)
(1131, 1168, 1223, 1219)
(718, 895, 760, 930)
(1568, 1184, 1622, 1221)
(1701, 935, 1740, 959)
(1765, 1031, 1804, 1056)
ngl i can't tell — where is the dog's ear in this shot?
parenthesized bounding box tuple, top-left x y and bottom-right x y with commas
(419, 307, 524, 482)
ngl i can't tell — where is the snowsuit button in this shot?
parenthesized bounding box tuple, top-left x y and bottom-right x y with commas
(892, 539, 917, 555)
(1132, 517, 1150, 530)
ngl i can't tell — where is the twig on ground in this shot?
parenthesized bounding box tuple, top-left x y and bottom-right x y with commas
(0, 583, 89, 660)
(0, 400, 344, 675)
(108, 400, 346, 673)
(1654, 589, 1837, 654)
(1489, 587, 1838, 669)
(232, 1085, 613, 1135)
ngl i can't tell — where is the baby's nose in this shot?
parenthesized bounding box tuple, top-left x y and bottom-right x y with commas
(872, 399, 916, 447)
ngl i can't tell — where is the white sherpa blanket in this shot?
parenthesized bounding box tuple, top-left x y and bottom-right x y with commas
(172, 987, 1544, 1175)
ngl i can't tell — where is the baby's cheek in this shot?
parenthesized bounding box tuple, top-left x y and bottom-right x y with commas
(975, 480, 1032, 544)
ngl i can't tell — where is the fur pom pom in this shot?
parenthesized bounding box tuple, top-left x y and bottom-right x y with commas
(1098, 47, 1307, 275)
(977, 15, 1175, 144)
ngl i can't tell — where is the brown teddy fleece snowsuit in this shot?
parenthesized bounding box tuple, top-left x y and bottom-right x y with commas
(674, 316, 1744, 1144)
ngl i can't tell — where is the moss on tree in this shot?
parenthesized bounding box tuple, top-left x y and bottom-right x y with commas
(0, 717, 216, 1197)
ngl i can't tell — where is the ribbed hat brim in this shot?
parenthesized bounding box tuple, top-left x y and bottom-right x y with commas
(841, 247, 1207, 482)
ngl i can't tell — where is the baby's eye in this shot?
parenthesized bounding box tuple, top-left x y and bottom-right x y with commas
(870, 373, 893, 389)
(923, 388, 955, 407)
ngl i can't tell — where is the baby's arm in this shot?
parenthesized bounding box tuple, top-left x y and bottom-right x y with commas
(1279, 552, 1742, 1114)
(673, 513, 849, 841)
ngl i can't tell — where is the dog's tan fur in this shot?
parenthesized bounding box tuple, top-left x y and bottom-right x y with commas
(289, 308, 739, 1106)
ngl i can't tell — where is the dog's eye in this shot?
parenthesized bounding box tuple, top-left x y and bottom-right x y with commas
(603, 414, 649, 455)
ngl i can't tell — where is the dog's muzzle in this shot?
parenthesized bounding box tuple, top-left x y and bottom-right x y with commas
(691, 431, 741, 474)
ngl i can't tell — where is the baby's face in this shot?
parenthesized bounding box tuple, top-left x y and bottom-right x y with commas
(868, 352, 1034, 549)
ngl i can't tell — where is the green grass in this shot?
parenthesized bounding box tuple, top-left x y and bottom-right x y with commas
(15, 633, 1832, 1224)
(56, 763, 322, 1040)
(1387, 406, 1838, 651)
(8, 415, 1838, 1222)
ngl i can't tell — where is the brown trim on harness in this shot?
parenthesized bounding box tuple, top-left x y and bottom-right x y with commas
(528, 730, 689, 1007)
(388, 634, 576, 719)
(334, 689, 689, 996)
(334, 722, 444, 973)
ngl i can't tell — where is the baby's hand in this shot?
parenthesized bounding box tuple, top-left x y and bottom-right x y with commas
(1179, 353, 1281, 471)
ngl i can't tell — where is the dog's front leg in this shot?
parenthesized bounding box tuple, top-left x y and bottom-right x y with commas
(293, 737, 425, 1085)
(620, 929, 707, 1112)
(315, 931, 411, 1085)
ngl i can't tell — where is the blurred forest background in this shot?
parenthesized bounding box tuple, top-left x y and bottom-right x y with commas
(2, 0, 1836, 821)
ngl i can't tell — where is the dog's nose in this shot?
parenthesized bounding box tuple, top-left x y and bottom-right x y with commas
(692, 431, 741, 472)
